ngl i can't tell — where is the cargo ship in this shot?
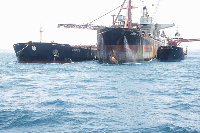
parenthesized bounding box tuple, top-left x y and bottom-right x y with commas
(157, 37, 185, 60)
(96, 0, 175, 64)
(58, 0, 175, 64)
(157, 46, 185, 60)
(157, 35, 200, 60)
(13, 41, 97, 63)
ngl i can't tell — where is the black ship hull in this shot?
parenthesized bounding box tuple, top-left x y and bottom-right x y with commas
(13, 42, 97, 63)
(157, 46, 184, 60)
(97, 28, 163, 64)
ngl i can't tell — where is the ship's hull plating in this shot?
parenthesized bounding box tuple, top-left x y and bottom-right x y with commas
(97, 28, 163, 63)
(13, 42, 97, 63)
(157, 46, 184, 60)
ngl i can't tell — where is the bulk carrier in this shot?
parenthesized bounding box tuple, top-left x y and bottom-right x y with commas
(59, 0, 177, 63)
(157, 35, 200, 60)
(97, 0, 175, 64)
(13, 42, 97, 63)
(13, 28, 97, 63)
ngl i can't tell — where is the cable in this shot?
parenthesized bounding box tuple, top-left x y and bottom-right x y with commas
(88, 4, 123, 24)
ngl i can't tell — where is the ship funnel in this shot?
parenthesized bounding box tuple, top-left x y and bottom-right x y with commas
(143, 6, 148, 17)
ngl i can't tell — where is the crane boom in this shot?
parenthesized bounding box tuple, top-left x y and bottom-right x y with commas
(57, 24, 106, 30)
(168, 38, 200, 46)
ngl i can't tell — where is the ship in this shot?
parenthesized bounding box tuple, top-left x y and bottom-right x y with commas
(157, 33, 200, 60)
(58, 0, 175, 64)
(13, 27, 97, 63)
(96, 0, 175, 64)
(13, 41, 97, 63)
(157, 46, 185, 60)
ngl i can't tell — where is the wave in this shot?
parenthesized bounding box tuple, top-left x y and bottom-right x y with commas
(138, 124, 199, 133)
(0, 109, 71, 130)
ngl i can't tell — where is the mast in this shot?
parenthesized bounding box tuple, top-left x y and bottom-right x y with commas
(112, 15, 116, 27)
(114, 0, 133, 28)
(127, 0, 132, 29)
(40, 26, 43, 43)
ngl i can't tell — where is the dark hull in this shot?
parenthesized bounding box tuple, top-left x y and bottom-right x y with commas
(97, 28, 163, 64)
(13, 42, 97, 63)
(157, 46, 184, 60)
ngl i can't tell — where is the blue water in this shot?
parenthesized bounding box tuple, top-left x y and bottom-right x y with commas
(0, 50, 200, 133)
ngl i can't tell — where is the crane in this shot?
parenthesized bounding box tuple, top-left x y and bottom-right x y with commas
(58, 0, 136, 30)
(57, 1, 124, 30)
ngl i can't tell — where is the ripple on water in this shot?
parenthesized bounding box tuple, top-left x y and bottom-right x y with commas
(0, 51, 200, 132)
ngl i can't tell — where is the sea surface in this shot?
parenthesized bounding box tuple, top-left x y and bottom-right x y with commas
(0, 49, 200, 133)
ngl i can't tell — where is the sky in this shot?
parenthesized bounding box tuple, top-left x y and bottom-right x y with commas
(0, 0, 200, 50)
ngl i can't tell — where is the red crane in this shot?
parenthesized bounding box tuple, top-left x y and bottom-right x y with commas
(167, 38, 200, 47)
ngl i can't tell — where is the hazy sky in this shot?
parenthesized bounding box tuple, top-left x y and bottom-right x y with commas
(0, 0, 200, 50)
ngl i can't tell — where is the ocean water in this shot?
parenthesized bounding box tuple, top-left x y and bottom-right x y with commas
(0, 49, 200, 133)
